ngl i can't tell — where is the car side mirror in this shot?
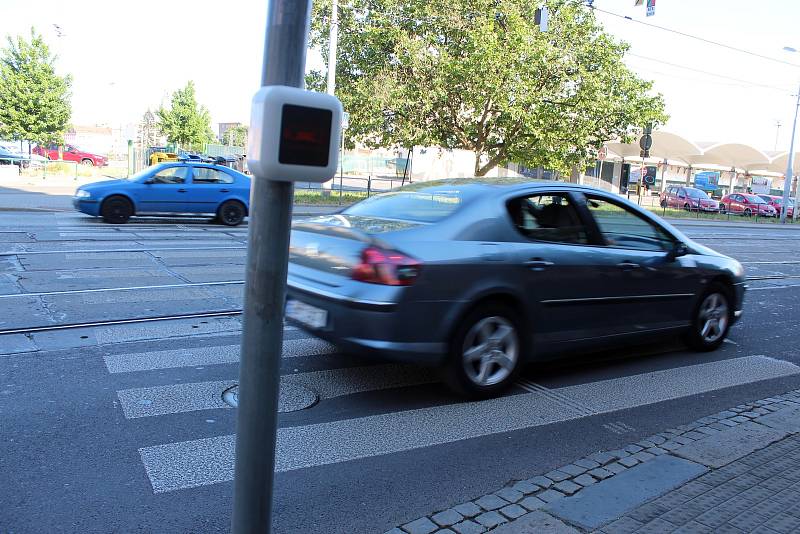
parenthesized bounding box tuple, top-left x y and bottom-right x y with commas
(666, 242, 689, 262)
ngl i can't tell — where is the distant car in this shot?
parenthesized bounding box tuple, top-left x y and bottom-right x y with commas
(72, 162, 250, 225)
(659, 186, 719, 212)
(719, 193, 777, 217)
(758, 194, 794, 218)
(286, 179, 746, 398)
(33, 143, 108, 166)
(0, 146, 30, 169)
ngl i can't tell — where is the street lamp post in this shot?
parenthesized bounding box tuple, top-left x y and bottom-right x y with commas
(779, 47, 800, 223)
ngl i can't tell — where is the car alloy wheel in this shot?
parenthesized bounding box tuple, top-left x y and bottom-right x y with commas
(660, 199, 667, 208)
(81, 158, 94, 166)
(685, 283, 732, 351)
(698, 293, 729, 344)
(461, 316, 519, 387)
(218, 200, 245, 226)
(101, 196, 133, 224)
(744, 208, 752, 217)
(444, 304, 524, 398)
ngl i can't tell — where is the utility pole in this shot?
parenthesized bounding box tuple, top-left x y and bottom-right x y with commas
(327, 0, 338, 95)
(231, 1, 311, 532)
(780, 86, 799, 223)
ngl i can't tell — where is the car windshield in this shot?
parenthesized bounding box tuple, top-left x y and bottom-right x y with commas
(685, 188, 709, 199)
(343, 187, 475, 223)
(745, 195, 767, 204)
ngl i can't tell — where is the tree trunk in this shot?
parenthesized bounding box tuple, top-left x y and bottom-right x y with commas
(474, 151, 506, 177)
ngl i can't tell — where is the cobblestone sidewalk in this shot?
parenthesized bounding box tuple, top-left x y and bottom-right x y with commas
(387, 389, 800, 534)
(599, 434, 800, 534)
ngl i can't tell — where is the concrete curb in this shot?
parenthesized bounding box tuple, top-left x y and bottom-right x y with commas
(388, 389, 800, 534)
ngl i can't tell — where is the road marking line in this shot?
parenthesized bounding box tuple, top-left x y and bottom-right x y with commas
(104, 336, 334, 373)
(137, 355, 800, 493)
(515, 379, 597, 416)
(117, 364, 438, 419)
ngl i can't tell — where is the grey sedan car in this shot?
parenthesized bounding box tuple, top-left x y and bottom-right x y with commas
(285, 179, 746, 398)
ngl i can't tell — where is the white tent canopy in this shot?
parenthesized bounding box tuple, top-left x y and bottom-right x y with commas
(602, 132, 799, 176)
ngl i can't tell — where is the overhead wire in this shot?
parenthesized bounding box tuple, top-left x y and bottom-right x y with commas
(590, 5, 800, 69)
(626, 53, 795, 94)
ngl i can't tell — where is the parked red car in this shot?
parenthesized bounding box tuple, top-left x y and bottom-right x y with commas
(758, 194, 794, 218)
(659, 186, 720, 212)
(32, 143, 108, 166)
(719, 193, 777, 217)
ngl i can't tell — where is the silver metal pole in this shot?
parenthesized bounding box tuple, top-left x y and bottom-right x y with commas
(780, 85, 800, 223)
(326, 0, 338, 95)
(231, 1, 311, 533)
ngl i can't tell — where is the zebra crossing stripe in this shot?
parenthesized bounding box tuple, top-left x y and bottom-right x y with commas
(104, 336, 335, 373)
(137, 355, 800, 493)
(117, 363, 438, 419)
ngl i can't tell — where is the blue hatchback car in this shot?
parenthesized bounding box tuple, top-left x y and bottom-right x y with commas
(73, 162, 251, 225)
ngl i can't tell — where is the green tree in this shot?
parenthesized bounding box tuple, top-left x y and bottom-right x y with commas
(309, 0, 667, 176)
(0, 28, 72, 146)
(223, 124, 248, 147)
(156, 81, 215, 150)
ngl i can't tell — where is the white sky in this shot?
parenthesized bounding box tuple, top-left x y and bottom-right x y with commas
(2, 0, 799, 151)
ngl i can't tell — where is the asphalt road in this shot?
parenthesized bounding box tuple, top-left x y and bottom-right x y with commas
(3, 211, 800, 533)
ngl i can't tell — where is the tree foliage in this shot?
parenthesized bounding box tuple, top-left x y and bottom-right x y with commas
(223, 124, 248, 147)
(0, 28, 72, 145)
(309, 0, 668, 175)
(156, 81, 215, 150)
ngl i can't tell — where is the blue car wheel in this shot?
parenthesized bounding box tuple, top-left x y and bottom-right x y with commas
(101, 196, 133, 224)
(217, 200, 246, 226)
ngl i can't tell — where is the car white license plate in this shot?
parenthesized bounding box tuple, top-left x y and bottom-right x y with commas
(286, 299, 328, 329)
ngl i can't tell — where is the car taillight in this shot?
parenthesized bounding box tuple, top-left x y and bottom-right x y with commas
(352, 246, 421, 286)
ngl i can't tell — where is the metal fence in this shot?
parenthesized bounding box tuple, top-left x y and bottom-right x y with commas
(627, 190, 799, 224)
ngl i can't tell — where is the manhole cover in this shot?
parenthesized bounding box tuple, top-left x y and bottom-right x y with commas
(222, 383, 317, 413)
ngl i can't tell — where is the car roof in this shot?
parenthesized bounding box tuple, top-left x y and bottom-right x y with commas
(397, 177, 620, 196)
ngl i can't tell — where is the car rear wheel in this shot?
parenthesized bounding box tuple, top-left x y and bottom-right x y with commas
(81, 158, 94, 166)
(719, 204, 727, 214)
(443, 304, 524, 399)
(684, 283, 732, 352)
(101, 196, 133, 224)
(217, 200, 246, 226)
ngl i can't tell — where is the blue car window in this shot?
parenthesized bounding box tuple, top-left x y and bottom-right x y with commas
(152, 166, 189, 184)
(192, 167, 233, 184)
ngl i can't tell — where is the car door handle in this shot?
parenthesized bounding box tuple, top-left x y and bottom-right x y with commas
(617, 261, 641, 271)
(524, 259, 554, 271)
(177, 189, 187, 193)
(219, 189, 230, 193)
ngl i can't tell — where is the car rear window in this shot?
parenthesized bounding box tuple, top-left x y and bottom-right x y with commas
(343, 189, 469, 223)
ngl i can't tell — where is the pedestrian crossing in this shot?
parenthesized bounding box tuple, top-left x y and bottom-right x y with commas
(103, 328, 800, 495)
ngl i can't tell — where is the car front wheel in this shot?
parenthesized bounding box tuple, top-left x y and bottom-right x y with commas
(685, 283, 732, 351)
(217, 200, 246, 226)
(101, 196, 133, 224)
(444, 304, 523, 399)
(81, 158, 94, 166)
(660, 199, 667, 208)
